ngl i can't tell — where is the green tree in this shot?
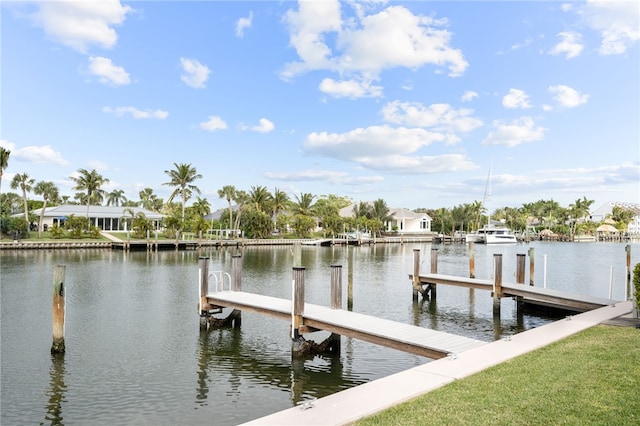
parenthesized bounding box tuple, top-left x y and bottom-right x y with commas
(271, 188, 289, 230)
(70, 169, 110, 229)
(139, 187, 162, 211)
(0, 147, 10, 214)
(163, 163, 202, 223)
(33, 181, 59, 238)
(609, 206, 635, 232)
(291, 193, 316, 216)
(248, 185, 272, 213)
(10, 173, 35, 223)
(106, 189, 127, 206)
(217, 185, 237, 229)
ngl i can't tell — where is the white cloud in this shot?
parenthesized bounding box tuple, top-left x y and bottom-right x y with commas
(549, 31, 584, 59)
(251, 118, 275, 133)
(548, 85, 589, 108)
(27, 0, 133, 53)
(236, 11, 253, 38)
(502, 88, 532, 109)
(282, 2, 468, 97)
(88, 160, 110, 171)
(319, 78, 383, 98)
(103, 106, 168, 119)
(481, 117, 546, 147)
(88, 56, 130, 86)
(302, 125, 476, 174)
(381, 101, 483, 134)
(180, 58, 211, 89)
(264, 169, 384, 185)
(579, 0, 640, 55)
(461, 90, 478, 102)
(200, 116, 228, 132)
(0, 141, 69, 166)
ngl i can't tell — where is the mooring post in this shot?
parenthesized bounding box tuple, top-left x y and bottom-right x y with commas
(347, 247, 354, 311)
(291, 267, 306, 354)
(626, 244, 631, 300)
(331, 264, 342, 309)
(493, 254, 503, 317)
(293, 241, 302, 267)
(528, 247, 535, 286)
(412, 249, 420, 302)
(468, 241, 475, 278)
(51, 265, 66, 354)
(516, 254, 526, 314)
(231, 254, 242, 291)
(430, 248, 438, 299)
(198, 257, 209, 330)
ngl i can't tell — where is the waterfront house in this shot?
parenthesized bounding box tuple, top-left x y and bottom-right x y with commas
(589, 201, 640, 237)
(338, 204, 432, 235)
(26, 205, 165, 232)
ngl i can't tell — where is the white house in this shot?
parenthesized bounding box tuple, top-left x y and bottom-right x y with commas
(26, 205, 165, 231)
(590, 201, 640, 235)
(338, 204, 432, 234)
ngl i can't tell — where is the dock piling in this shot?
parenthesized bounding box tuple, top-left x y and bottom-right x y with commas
(468, 241, 475, 278)
(198, 257, 209, 329)
(292, 267, 305, 353)
(626, 245, 631, 300)
(232, 254, 242, 291)
(516, 254, 525, 314)
(412, 249, 420, 302)
(331, 264, 342, 309)
(430, 248, 438, 299)
(492, 254, 503, 317)
(51, 265, 66, 354)
(528, 247, 535, 286)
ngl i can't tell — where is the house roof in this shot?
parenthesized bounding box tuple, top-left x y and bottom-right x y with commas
(30, 205, 165, 220)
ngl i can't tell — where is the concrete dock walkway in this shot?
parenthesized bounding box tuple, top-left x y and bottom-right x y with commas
(242, 301, 634, 426)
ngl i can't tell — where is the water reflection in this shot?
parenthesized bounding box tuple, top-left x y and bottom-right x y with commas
(44, 354, 66, 426)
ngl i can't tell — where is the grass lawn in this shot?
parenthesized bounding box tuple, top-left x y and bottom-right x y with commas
(357, 325, 640, 425)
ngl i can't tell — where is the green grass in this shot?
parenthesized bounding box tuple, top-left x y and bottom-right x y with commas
(0, 231, 110, 242)
(357, 325, 640, 425)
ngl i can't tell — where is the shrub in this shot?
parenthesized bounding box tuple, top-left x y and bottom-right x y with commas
(50, 224, 65, 239)
(633, 262, 640, 312)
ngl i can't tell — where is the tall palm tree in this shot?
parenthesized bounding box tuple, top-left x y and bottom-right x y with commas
(33, 181, 59, 238)
(271, 188, 289, 227)
(232, 190, 249, 233)
(248, 185, 272, 213)
(70, 168, 110, 229)
(217, 185, 237, 229)
(10, 173, 35, 223)
(163, 163, 202, 222)
(0, 147, 10, 212)
(106, 189, 127, 206)
(291, 192, 316, 216)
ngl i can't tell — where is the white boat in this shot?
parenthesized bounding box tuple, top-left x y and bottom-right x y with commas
(466, 160, 517, 244)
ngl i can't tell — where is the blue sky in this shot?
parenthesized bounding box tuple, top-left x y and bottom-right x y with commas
(2, 0, 639, 212)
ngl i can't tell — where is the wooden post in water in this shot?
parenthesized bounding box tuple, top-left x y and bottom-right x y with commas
(51, 265, 66, 354)
(528, 247, 535, 286)
(293, 241, 302, 267)
(430, 248, 438, 299)
(291, 267, 305, 354)
(516, 254, 526, 314)
(493, 254, 503, 317)
(331, 264, 342, 309)
(347, 247, 354, 311)
(232, 254, 242, 291)
(626, 244, 631, 300)
(468, 241, 475, 278)
(412, 249, 420, 302)
(198, 257, 209, 330)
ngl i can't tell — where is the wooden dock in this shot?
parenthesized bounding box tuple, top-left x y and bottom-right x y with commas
(205, 291, 485, 359)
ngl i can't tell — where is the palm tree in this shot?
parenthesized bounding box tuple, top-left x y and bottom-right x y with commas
(10, 173, 35, 223)
(139, 187, 162, 211)
(291, 193, 316, 216)
(232, 190, 249, 233)
(70, 168, 110, 229)
(163, 163, 202, 222)
(271, 188, 289, 229)
(33, 181, 59, 238)
(353, 201, 372, 219)
(217, 185, 237, 228)
(0, 147, 10, 212)
(106, 189, 127, 206)
(248, 185, 272, 213)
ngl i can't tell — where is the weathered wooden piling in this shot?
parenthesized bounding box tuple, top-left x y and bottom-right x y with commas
(293, 241, 302, 267)
(626, 244, 631, 299)
(516, 254, 526, 314)
(430, 248, 438, 299)
(331, 264, 342, 309)
(528, 247, 535, 286)
(468, 241, 475, 278)
(492, 254, 503, 317)
(291, 267, 305, 353)
(51, 265, 66, 354)
(347, 247, 354, 310)
(198, 257, 209, 329)
(232, 254, 242, 291)
(412, 249, 420, 302)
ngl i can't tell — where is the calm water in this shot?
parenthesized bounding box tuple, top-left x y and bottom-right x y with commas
(1, 241, 637, 425)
